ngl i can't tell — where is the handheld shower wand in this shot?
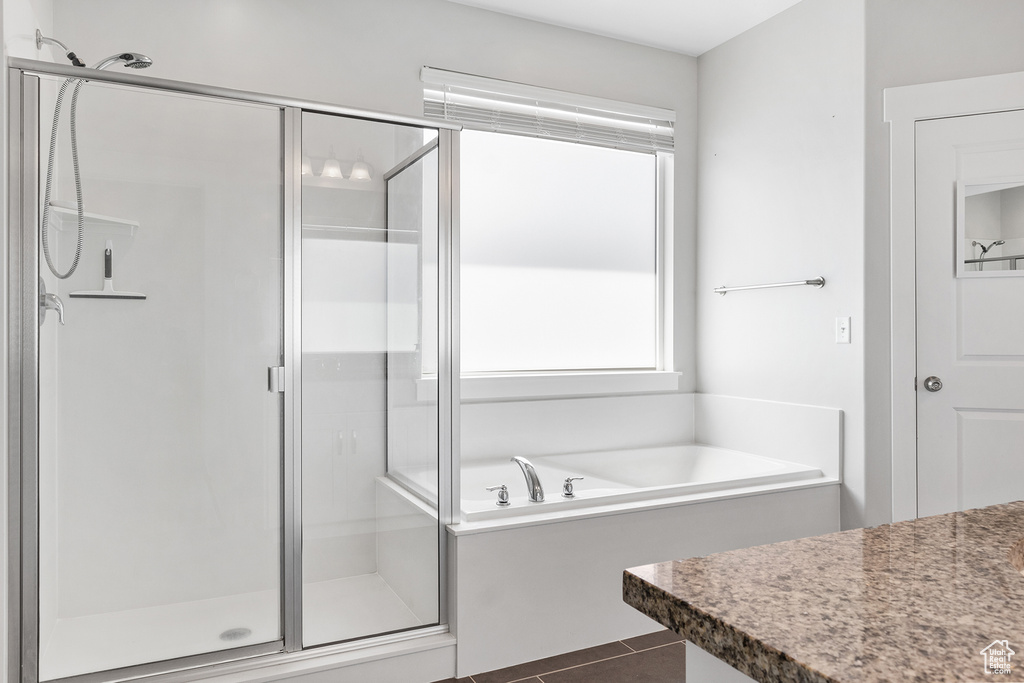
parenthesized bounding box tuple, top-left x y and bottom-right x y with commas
(92, 52, 154, 70)
(973, 239, 1005, 255)
(971, 240, 1005, 271)
(35, 30, 154, 71)
(35, 31, 154, 279)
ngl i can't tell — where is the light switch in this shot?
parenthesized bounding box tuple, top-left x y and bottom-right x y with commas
(835, 316, 851, 344)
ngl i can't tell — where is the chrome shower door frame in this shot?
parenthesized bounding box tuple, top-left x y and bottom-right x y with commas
(7, 59, 457, 683)
(8, 63, 42, 683)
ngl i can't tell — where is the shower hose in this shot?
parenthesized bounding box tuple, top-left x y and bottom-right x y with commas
(40, 77, 86, 279)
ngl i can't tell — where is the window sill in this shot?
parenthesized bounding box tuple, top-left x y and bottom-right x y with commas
(416, 370, 681, 402)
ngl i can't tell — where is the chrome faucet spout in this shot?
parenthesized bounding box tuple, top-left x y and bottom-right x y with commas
(511, 456, 544, 502)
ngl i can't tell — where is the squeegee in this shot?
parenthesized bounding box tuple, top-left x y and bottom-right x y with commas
(70, 241, 146, 300)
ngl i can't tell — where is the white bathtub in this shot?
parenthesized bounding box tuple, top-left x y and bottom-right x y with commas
(450, 443, 838, 675)
(447, 396, 842, 677)
(458, 444, 821, 521)
(388, 443, 824, 524)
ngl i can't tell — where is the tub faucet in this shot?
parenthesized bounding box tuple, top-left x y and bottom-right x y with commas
(511, 456, 544, 502)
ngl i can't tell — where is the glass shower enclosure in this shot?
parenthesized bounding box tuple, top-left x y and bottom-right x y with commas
(7, 60, 454, 682)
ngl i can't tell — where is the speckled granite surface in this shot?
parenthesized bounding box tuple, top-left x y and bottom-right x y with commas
(624, 500, 1024, 682)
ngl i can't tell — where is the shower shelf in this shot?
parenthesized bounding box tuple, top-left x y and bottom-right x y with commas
(48, 203, 139, 236)
(302, 223, 418, 243)
(302, 176, 380, 191)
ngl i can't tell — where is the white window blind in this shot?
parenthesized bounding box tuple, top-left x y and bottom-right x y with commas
(421, 66, 674, 154)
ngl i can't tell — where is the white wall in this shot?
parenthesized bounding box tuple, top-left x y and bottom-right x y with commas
(694, 394, 841, 481)
(461, 393, 695, 463)
(696, 0, 1024, 530)
(4, 0, 49, 60)
(696, 0, 867, 526)
(862, 0, 1024, 527)
(51, 0, 698, 383)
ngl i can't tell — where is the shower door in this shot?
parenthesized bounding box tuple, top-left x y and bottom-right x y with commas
(23, 74, 287, 680)
(10, 62, 454, 683)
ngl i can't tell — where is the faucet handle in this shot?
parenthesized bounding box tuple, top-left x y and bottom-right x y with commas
(485, 484, 510, 507)
(44, 293, 65, 325)
(39, 277, 65, 326)
(562, 477, 584, 499)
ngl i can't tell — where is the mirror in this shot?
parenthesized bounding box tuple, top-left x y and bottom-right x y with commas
(957, 178, 1024, 276)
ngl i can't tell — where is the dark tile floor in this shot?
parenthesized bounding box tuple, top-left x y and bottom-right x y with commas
(432, 629, 685, 683)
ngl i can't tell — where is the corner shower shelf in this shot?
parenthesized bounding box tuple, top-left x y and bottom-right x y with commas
(48, 202, 140, 237)
(302, 223, 417, 243)
(302, 176, 380, 191)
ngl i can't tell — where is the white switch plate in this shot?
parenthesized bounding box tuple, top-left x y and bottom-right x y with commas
(835, 316, 851, 344)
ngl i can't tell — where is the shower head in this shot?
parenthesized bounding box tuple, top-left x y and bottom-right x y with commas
(92, 52, 153, 71)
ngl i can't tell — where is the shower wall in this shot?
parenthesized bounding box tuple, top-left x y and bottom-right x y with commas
(301, 125, 392, 585)
(299, 116, 404, 589)
(300, 114, 441, 646)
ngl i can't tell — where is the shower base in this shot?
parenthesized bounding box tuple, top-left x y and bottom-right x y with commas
(39, 573, 421, 681)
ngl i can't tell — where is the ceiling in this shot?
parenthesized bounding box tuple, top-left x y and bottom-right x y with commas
(446, 0, 804, 56)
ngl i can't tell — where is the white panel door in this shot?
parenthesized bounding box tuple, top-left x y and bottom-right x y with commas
(916, 110, 1024, 517)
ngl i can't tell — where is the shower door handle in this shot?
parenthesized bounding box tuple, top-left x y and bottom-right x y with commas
(268, 366, 285, 393)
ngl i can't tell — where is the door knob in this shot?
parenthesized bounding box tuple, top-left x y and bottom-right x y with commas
(923, 376, 943, 392)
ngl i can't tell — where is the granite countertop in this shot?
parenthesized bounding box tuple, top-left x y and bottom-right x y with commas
(624, 500, 1024, 682)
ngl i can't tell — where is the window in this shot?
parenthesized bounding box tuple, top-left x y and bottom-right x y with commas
(423, 68, 675, 387)
(460, 131, 658, 372)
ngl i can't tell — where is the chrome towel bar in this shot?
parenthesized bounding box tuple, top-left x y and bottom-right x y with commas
(714, 276, 825, 295)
